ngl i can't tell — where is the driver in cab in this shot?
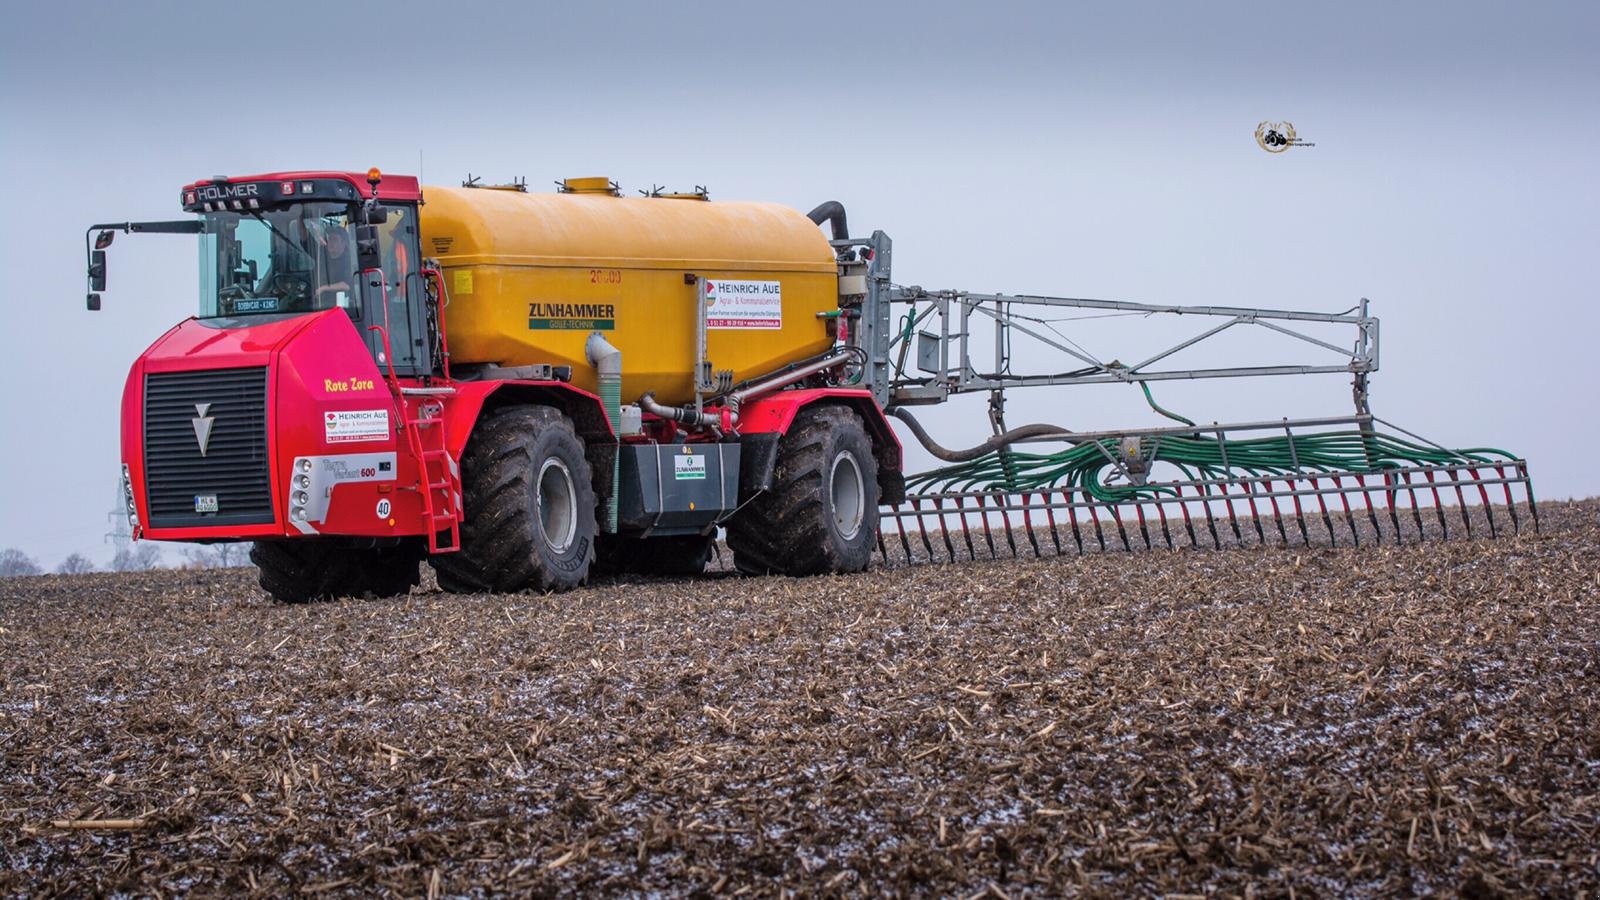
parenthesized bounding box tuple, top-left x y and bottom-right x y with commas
(315, 227, 354, 306)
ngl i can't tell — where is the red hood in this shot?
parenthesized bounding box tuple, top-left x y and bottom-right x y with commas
(140, 313, 328, 372)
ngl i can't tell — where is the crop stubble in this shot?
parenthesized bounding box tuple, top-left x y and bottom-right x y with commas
(1, 501, 1597, 896)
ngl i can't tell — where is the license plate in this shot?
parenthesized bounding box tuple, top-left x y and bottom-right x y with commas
(194, 494, 219, 513)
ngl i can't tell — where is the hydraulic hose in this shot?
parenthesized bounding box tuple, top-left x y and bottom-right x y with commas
(637, 350, 859, 432)
(806, 201, 849, 241)
(889, 407, 1075, 463)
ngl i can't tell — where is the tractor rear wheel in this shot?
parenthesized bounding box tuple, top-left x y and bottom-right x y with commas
(251, 540, 423, 604)
(431, 405, 597, 593)
(594, 533, 716, 577)
(726, 405, 879, 576)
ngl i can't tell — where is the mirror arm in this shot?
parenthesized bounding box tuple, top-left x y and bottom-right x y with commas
(82, 219, 204, 310)
(84, 221, 127, 271)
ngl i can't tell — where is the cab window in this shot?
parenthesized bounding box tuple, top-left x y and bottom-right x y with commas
(369, 204, 426, 374)
(197, 203, 359, 317)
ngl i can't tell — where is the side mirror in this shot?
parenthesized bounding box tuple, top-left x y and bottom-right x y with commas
(355, 224, 381, 270)
(94, 230, 116, 250)
(89, 250, 107, 292)
(87, 293, 102, 311)
(361, 205, 389, 225)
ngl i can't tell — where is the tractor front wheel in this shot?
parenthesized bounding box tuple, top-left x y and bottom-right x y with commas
(251, 540, 423, 604)
(431, 405, 597, 594)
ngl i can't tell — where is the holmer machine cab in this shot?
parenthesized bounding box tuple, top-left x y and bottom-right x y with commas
(89, 169, 1536, 602)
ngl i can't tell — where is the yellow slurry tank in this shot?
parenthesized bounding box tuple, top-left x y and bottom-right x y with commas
(421, 180, 838, 405)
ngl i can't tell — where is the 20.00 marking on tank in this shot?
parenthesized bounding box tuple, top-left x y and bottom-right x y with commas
(705, 280, 782, 329)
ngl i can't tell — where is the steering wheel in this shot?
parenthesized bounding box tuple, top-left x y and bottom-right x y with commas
(266, 272, 312, 308)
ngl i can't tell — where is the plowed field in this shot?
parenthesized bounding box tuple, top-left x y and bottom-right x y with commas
(2, 501, 1596, 896)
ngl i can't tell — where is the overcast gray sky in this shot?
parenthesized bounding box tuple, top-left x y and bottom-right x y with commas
(2, 1, 1595, 567)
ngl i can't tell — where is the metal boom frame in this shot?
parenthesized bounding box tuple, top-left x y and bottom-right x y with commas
(823, 233, 1534, 563)
(831, 233, 1377, 409)
(884, 291, 1377, 404)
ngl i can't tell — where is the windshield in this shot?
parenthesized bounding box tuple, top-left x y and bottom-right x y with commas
(198, 202, 359, 317)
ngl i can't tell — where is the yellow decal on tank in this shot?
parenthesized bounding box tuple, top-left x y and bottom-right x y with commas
(453, 270, 474, 295)
(528, 302, 616, 331)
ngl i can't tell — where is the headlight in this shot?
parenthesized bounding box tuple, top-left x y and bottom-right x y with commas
(120, 464, 139, 528)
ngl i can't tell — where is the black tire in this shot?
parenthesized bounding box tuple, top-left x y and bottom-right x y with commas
(726, 405, 879, 576)
(251, 540, 422, 604)
(431, 405, 597, 593)
(432, 567, 479, 595)
(357, 543, 428, 597)
(594, 533, 716, 577)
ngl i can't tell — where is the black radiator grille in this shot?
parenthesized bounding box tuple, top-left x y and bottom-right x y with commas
(143, 367, 274, 528)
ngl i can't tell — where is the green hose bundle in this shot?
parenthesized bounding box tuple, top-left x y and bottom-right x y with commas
(905, 429, 1519, 502)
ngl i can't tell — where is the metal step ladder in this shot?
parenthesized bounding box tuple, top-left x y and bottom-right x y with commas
(363, 274, 463, 555)
(400, 387, 461, 554)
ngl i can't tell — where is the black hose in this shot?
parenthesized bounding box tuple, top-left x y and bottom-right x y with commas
(806, 201, 849, 241)
(889, 408, 1076, 463)
(639, 392, 715, 428)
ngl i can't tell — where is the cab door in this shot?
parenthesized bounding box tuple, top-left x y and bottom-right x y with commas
(360, 203, 430, 377)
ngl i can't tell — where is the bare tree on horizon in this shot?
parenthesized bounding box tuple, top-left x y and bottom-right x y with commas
(0, 548, 43, 578)
(56, 553, 96, 575)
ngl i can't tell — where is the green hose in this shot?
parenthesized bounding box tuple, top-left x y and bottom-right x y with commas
(905, 428, 1519, 502)
(1140, 382, 1197, 427)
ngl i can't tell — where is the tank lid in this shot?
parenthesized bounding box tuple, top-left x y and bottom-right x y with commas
(643, 184, 710, 201)
(560, 176, 620, 196)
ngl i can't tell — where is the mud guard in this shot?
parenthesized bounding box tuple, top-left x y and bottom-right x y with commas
(442, 380, 617, 511)
(735, 388, 905, 504)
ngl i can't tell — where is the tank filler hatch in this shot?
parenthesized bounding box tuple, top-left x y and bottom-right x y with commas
(558, 176, 621, 196)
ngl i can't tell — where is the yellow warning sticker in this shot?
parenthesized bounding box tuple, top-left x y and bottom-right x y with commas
(452, 269, 474, 295)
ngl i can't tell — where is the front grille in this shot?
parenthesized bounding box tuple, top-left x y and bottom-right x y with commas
(143, 367, 274, 528)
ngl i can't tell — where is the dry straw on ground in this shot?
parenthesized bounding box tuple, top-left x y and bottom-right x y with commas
(2, 501, 1596, 896)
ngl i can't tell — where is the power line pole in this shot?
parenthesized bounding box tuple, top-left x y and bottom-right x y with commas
(106, 478, 131, 558)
